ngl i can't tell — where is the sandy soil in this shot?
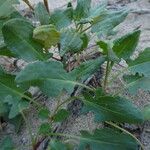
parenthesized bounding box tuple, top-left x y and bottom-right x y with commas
(0, 0, 150, 150)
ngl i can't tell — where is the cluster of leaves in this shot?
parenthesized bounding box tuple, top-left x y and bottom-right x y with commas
(0, 0, 150, 150)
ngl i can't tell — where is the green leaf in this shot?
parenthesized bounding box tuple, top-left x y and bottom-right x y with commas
(78, 128, 138, 150)
(60, 29, 83, 56)
(33, 25, 60, 49)
(128, 48, 150, 76)
(53, 109, 69, 122)
(113, 30, 141, 61)
(0, 101, 8, 116)
(9, 115, 23, 132)
(74, 0, 91, 21)
(0, 67, 27, 118)
(80, 33, 89, 50)
(15, 61, 76, 97)
(71, 56, 105, 81)
(0, 44, 15, 57)
(39, 122, 51, 135)
(49, 140, 71, 150)
(142, 104, 150, 121)
(49, 7, 73, 30)
(38, 108, 50, 120)
(97, 40, 108, 53)
(78, 2, 107, 25)
(91, 10, 128, 35)
(82, 94, 143, 123)
(4, 96, 29, 119)
(97, 41, 119, 62)
(35, 2, 50, 25)
(18, 100, 29, 111)
(0, 11, 23, 46)
(0, 0, 19, 19)
(2, 18, 48, 61)
(0, 19, 6, 44)
(0, 136, 15, 150)
(123, 74, 150, 94)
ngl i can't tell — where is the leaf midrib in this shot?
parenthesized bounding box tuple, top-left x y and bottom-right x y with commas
(4, 21, 45, 60)
(84, 99, 136, 121)
(129, 60, 150, 68)
(125, 76, 150, 90)
(55, 132, 136, 146)
(0, 81, 24, 98)
(17, 77, 93, 91)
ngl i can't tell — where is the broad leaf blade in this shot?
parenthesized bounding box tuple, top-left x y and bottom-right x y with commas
(91, 10, 128, 35)
(97, 40, 108, 53)
(35, 2, 50, 25)
(53, 109, 69, 122)
(38, 123, 51, 136)
(97, 41, 119, 62)
(2, 18, 48, 61)
(71, 56, 105, 81)
(74, 0, 91, 21)
(0, 67, 25, 118)
(0, 44, 15, 57)
(142, 104, 150, 121)
(0, 0, 19, 18)
(49, 140, 71, 150)
(60, 29, 83, 56)
(38, 108, 50, 120)
(77, 3, 106, 25)
(123, 74, 150, 94)
(79, 128, 138, 150)
(9, 114, 23, 132)
(16, 61, 77, 97)
(82, 95, 143, 123)
(113, 30, 141, 61)
(49, 7, 73, 30)
(78, 2, 107, 25)
(0, 101, 8, 116)
(33, 25, 60, 49)
(0, 11, 23, 46)
(128, 48, 150, 76)
(0, 136, 15, 150)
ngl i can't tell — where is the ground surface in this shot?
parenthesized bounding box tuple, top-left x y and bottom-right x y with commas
(0, 0, 150, 150)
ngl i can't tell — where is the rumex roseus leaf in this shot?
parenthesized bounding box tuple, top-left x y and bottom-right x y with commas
(113, 30, 141, 61)
(2, 18, 49, 61)
(127, 48, 150, 76)
(78, 128, 138, 150)
(0, 67, 27, 118)
(142, 104, 150, 121)
(0, 0, 19, 19)
(35, 2, 50, 25)
(15, 61, 78, 97)
(82, 94, 143, 123)
(123, 73, 150, 94)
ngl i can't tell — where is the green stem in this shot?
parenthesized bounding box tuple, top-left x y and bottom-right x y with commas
(105, 121, 144, 150)
(49, 96, 82, 121)
(103, 61, 110, 91)
(22, 0, 34, 10)
(43, 0, 50, 13)
(22, 94, 42, 109)
(34, 96, 82, 148)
